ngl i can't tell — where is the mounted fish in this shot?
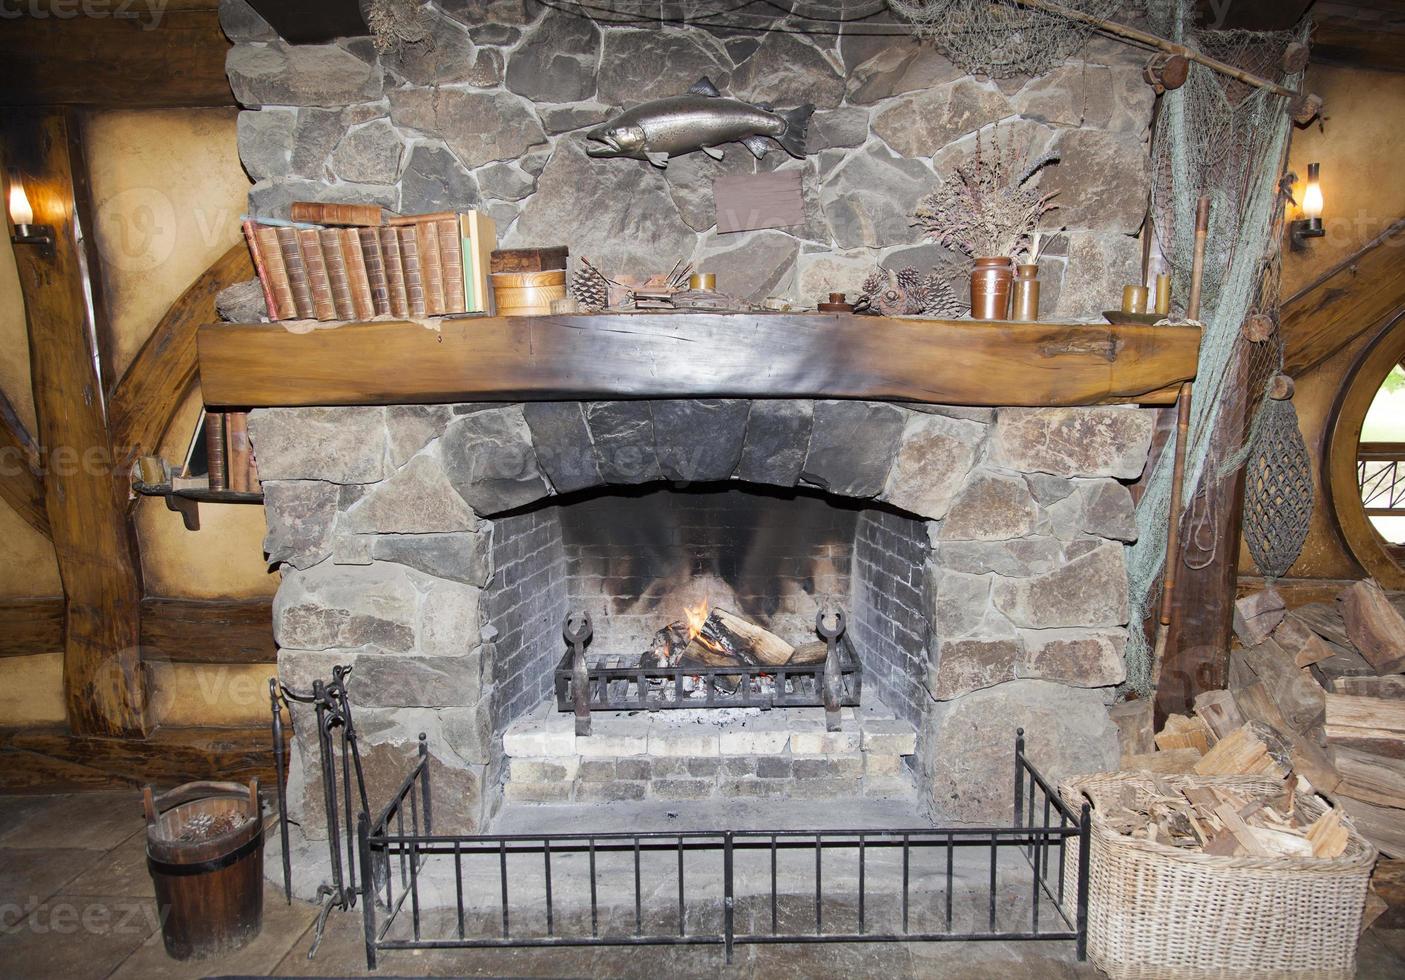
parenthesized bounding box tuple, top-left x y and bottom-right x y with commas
(585, 77, 814, 169)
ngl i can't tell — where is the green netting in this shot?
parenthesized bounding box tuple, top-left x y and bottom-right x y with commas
(1123, 3, 1306, 693)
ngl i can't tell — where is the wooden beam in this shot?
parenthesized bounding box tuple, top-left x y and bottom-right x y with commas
(4, 110, 146, 736)
(0, 387, 50, 538)
(0, 597, 65, 658)
(1282, 217, 1405, 377)
(197, 315, 1201, 409)
(0, 723, 280, 793)
(139, 596, 274, 665)
(0, 5, 233, 108)
(109, 242, 253, 467)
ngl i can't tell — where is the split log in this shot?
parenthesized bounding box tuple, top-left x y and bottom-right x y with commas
(1109, 699, 1155, 756)
(1332, 675, 1405, 698)
(1339, 580, 1405, 675)
(1193, 723, 1280, 777)
(1229, 640, 1326, 736)
(1325, 693, 1405, 742)
(698, 608, 794, 667)
(1372, 859, 1405, 929)
(788, 640, 828, 665)
(1287, 602, 1354, 650)
(1306, 807, 1350, 858)
(1337, 795, 1405, 858)
(1232, 588, 1285, 646)
(1155, 714, 1212, 754)
(1333, 746, 1405, 809)
(1270, 615, 1338, 669)
(1192, 690, 1244, 741)
(1120, 748, 1202, 773)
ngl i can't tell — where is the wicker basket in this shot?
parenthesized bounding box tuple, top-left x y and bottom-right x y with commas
(1060, 771, 1375, 980)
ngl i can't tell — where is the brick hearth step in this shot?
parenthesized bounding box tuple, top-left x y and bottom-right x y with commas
(501, 700, 918, 804)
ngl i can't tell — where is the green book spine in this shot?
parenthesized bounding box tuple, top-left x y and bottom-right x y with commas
(459, 213, 475, 312)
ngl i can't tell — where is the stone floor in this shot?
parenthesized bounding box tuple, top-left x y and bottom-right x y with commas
(2, 790, 1403, 979)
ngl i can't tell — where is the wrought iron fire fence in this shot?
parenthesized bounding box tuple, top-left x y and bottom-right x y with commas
(355, 730, 1090, 970)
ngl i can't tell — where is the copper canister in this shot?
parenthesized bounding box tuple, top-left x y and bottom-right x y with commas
(970, 257, 1013, 320)
(1011, 264, 1040, 321)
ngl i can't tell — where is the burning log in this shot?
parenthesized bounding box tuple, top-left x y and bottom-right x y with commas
(698, 608, 794, 667)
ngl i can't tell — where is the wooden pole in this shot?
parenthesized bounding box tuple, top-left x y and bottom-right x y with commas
(1016, 0, 1300, 99)
(4, 109, 147, 736)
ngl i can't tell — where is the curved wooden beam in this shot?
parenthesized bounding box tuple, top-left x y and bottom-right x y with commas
(107, 242, 252, 468)
(0, 387, 49, 538)
(1283, 217, 1405, 377)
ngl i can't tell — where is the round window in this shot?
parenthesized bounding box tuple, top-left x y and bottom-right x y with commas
(1327, 313, 1405, 587)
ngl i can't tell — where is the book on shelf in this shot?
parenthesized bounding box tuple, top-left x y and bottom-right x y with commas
(241, 220, 282, 320)
(320, 227, 355, 320)
(289, 201, 385, 227)
(418, 217, 445, 315)
(398, 225, 427, 318)
(380, 226, 409, 317)
(275, 226, 315, 319)
(225, 412, 252, 493)
(460, 211, 497, 314)
(359, 226, 391, 316)
(204, 411, 228, 492)
(340, 227, 376, 320)
(437, 217, 465, 315)
(298, 228, 337, 321)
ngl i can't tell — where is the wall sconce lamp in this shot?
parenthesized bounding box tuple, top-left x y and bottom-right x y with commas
(8, 177, 54, 258)
(1290, 162, 1325, 251)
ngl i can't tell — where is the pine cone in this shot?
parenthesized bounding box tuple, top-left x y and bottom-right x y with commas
(921, 275, 968, 319)
(571, 264, 609, 312)
(894, 267, 923, 292)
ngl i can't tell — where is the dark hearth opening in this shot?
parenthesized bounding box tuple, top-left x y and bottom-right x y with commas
(483, 481, 932, 735)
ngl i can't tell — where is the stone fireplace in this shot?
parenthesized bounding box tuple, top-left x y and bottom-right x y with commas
(257, 397, 1150, 835)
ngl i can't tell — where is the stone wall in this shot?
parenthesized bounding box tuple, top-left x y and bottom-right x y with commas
(221, 0, 1154, 311)
(255, 398, 1151, 825)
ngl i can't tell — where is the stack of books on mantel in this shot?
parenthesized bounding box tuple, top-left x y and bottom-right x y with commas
(241, 202, 497, 322)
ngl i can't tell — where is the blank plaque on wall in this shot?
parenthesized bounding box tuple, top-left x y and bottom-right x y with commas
(714, 170, 806, 234)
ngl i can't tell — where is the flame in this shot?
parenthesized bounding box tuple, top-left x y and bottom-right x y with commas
(682, 598, 710, 644)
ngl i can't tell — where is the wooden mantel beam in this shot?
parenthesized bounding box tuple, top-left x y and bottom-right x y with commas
(4, 110, 147, 737)
(198, 315, 1201, 409)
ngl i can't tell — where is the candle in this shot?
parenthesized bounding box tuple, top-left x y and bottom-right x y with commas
(1122, 284, 1149, 314)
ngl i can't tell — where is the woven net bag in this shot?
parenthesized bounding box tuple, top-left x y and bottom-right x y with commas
(1060, 772, 1376, 979)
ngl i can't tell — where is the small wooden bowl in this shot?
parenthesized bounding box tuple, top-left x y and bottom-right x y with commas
(1102, 310, 1165, 326)
(493, 270, 567, 316)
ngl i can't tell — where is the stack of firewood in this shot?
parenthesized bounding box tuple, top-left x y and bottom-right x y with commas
(1097, 776, 1350, 858)
(1110, 577, 1405, 926)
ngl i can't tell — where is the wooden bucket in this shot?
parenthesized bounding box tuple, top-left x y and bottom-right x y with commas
(144, 779, 264, 961)
(492, 270, 566, 316)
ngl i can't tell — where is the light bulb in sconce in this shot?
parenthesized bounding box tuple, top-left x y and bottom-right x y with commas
(8, 181, 33, 227)
(7, 177, 54, 257)
(1290, 162, 1325, 250)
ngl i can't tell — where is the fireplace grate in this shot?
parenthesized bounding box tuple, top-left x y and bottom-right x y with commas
(554, 608, 862, 734)
(355, 731, 1091, 970)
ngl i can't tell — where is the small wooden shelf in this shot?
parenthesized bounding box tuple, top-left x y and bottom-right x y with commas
(197, 312, 1200, 409)
(133, 482, 263, 531)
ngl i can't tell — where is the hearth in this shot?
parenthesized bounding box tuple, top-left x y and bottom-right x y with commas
(259, 397, 1152, 837)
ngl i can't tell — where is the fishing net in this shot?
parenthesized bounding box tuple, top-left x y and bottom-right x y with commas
(1123, 1, 1309, 693)
(886, 0, 1126, 77)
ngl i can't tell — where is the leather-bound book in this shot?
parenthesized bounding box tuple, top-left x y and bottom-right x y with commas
(341, 227, 375, 320)
(359, 227, 391, 316)
(276, 226, 315, 319)
(437, 217, 465, 314)
(417, 219, 445, 315)
(380, 226, 408, 317)
(225, 412, 251, 493)
(241, 220, 281, 319)
(298, 228, 337, 321)
(320, 228, 354, 319)
(204, 411, 228, 491)
(253, 225, 296, 320)
(289, 201, 384, 226)
(398, 226, 426, 318)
